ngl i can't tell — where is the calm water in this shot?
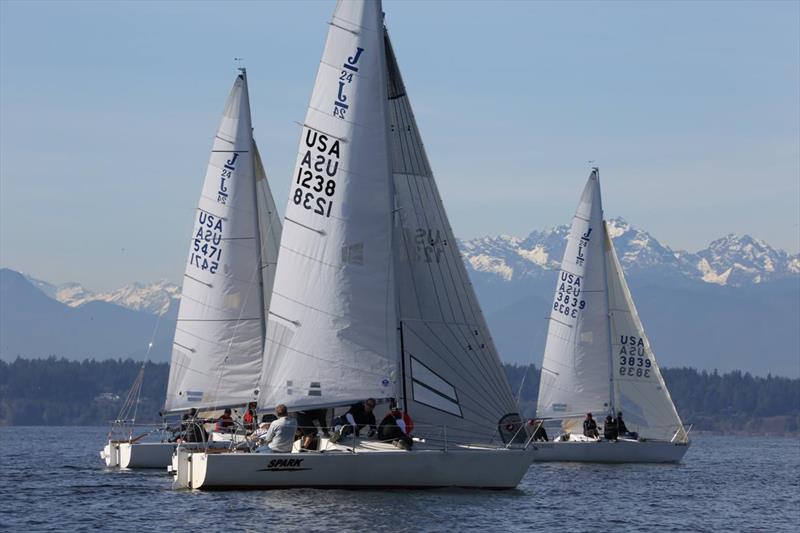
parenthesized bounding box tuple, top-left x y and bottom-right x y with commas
(0, 427, 797, 532)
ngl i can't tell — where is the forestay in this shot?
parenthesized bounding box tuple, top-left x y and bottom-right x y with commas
(537, 170, 613, 432)
(605, 224, 686, 441)
(165, 70, 272, 413)
(385, 32, 519, 443)
(258, 0, 398, 410)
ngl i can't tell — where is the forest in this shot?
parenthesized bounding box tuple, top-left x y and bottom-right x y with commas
(1, 357, 797, 434)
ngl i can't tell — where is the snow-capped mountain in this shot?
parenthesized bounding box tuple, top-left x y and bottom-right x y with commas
(24, 275, 179, 315)
(459, 217, 799, 287)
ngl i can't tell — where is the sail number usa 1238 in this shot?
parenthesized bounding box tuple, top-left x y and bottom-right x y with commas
(293, 129, 340, 219)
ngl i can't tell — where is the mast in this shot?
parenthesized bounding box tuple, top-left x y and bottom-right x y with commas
(595, 168, 616, 417)
(241, 68, 268, 366)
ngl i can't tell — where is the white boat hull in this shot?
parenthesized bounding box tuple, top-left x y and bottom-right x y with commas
(529, 439, 690, 463)
(173, 441, 532, 490)
(118, 442, 177, 469)
(100, 442, 120, 467)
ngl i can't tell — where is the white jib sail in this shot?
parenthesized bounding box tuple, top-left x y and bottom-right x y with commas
(605, 223, 686, 441)
(537, 169, 613, 432)
(252, 139, 282, 327)
(385, 31, 520, 443)
(258, 0, 398, 410)
(165, 70, 269, 413)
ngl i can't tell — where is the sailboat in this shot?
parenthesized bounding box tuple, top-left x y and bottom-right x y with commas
(530, 168, 690, 463)
(172, 0, 532, 490)
(101, 68, 282, 469)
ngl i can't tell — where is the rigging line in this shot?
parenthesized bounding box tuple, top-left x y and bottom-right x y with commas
(410, 322, 508, 413)
(270, 290, 341, 319)
(211, 150, 249, 153)
(294, 121, 349, 143)
(177, 318, 261, 322)
(284, 216, 326, 235)
(262, 337, 391, 380)
(196, 206, 228, 220)
(278, 243, 341, 270)
(184, 273, 212, 288)
(440, 321, 511, 409)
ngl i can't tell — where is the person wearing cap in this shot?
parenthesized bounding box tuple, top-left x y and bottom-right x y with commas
(378, 402, 414, 450)
(330, 398, 377, 443)
(583, 413, 599, 439)
(255, 404, 297, 453)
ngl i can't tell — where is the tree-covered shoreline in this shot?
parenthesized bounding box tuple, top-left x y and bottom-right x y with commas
(1, 357, 797, 434)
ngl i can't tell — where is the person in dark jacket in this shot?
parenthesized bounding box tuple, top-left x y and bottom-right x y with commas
(378, 403, 413, 450)
(583, 413, 599, 438)
(330, 398, 377, 443)
(529, 419, 549, 442)
(297, 408, 330, 450)
(604, 414, 618, 441)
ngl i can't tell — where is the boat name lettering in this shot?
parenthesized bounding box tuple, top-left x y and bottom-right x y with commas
(216, 153, 239, 205)
(333, 46, 364, 119)
(266, 458, 304, 469)
(552, 271, 586, 319)
(189, 212, 223, 274)
(292, 129, 340, 218)
(575, 227, 591, 266)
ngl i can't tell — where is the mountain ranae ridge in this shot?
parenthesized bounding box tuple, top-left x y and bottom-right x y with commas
(21, 217, 799, 315)
(459, 217, 799, 287)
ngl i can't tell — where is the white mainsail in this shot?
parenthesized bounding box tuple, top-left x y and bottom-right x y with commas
(165, 70, 277, 413)
(385, 31, 520, 442)
(537, 169, 613, 432)
(258, 0, 398, 410)
(605, 224, 686, 441)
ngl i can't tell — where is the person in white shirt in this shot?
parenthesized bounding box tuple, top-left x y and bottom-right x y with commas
(255, 404, 298, 453)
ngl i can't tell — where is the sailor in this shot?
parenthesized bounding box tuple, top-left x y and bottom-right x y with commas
(184, 408, 207, 443)
(330, 398, 377, 443)
(215, 408, 235, 432)
(378, 403, 414, 450)
(529, 419, 549, 442)
(296, 408, 329, 450)
(616, 411, 628, 434)
(603, 414, 618, 441)
(243, 402, 257, 431)
(583, 413, 599, 439)
(254, 404, 297, 453)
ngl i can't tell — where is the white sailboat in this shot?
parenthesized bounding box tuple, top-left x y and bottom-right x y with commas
(101, 68, 282, 469)
(173, 0, 532, 490)
(531, 168, 690, 463)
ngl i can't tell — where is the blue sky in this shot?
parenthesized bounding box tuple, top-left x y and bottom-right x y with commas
(1, 0, 798, 290)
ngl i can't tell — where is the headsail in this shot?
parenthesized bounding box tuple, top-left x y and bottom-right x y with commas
(164, 70, 271, 413)
(258, 0, 398, 410)
(385, 31, 519, 443)
(536, 169, 613, 432)
(605, 224, 686, 441)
